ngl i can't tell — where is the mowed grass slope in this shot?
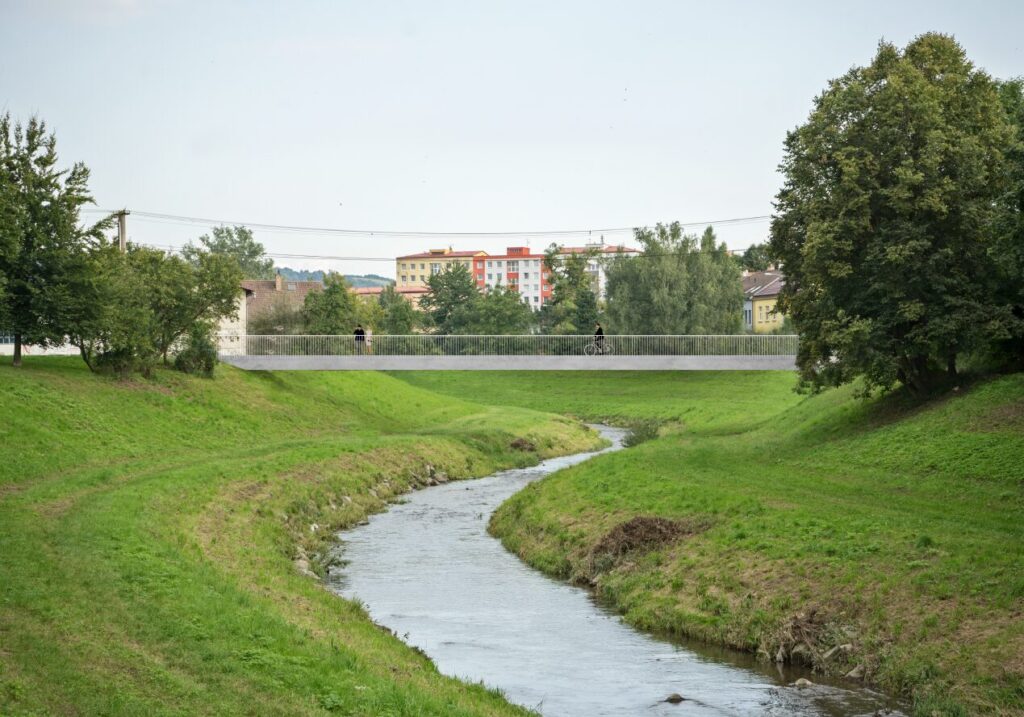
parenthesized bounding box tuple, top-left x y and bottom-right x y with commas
(0, 358, 601, 717)
(398, 371, 1024, 716)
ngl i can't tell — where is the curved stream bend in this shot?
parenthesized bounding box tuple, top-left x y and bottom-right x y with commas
(326, 426, 904, 717)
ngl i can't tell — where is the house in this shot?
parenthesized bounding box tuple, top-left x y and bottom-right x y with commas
(215, 285, 254, 355)
(742, 270, 786, 333)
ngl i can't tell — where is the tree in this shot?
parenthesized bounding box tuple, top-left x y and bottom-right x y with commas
(994, 78, 1024, 362)
(539, 247, 599, 334)
(740, 243, 772, 272)
(303, 272, 358, 334)
(604, 223, 742, 334)
(0, 115, 110, 366)
(144, 247, 242, 363)
(378, 284, 417, 334)
(72, 244, 159, 377)
(769, 34, 1018, 394)
(420, 263, 480, 333)
(183, 225, 274, 280)
(455, 285, 535, 334)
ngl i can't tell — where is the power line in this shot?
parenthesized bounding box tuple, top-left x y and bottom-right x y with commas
(81, 208, 770, 238)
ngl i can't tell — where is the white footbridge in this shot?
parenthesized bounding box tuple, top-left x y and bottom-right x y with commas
(218, 335, 798, 371)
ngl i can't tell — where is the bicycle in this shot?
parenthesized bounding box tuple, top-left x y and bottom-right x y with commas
(583, 339, 614, 356)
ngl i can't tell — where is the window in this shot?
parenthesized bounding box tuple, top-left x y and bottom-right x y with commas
(401, 263, 407, 270)
(533, 295, 539, 302)
(401, 275, 407, 283)
(420, 263, 425, 270)
(507, 261, 518, 272)
(487, 261, 492, 267)
(420, 275, 426, 282)
(287, 282, 297, 291)
(476, 273, 483, 281)
(496, 260, 503, 267)
(487, 273, 493, 280)
(523, 271, 530, 279)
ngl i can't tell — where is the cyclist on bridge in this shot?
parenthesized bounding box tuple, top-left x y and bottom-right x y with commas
(594, 322, 605, 355)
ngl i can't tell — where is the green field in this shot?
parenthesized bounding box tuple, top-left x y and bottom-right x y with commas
(398, 371, 1024, 716)
(0, 358, 601, 717)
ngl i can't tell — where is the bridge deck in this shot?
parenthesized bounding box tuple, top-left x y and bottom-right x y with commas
(220, 355, 797, 371)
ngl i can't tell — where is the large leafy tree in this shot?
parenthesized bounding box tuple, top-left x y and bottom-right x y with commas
(420, 263, 480, 333)
(769, 34, 1018, 394)
(605, 223, 741, 334)
(183, 225, 274, 280)
(378, 284, 417, 334)
(739, 242, 772, 272)
(455, 285, 536, 334)
(539, 247, 599, 334)
(145, 247, 242, 362)
(0, 115, 110, 366)
(995, 78, 1024, 361)
(303, 272, 358, 334)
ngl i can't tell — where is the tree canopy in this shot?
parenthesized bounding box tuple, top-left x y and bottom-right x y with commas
(539, 247, 599, 335)
(604, 224, 741, 335)
(419, 263, 480, 333)
(303, 273, 359, 334)
(0, 115, 110, 366)
(183, 225, 274, 280)
(377, 284, 417, 334)
(769, 34, 1020, 394)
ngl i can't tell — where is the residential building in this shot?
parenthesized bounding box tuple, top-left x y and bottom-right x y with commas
(396, 241, 641, 310)
(742, 270, 786, 333)
(216, 285, 254, 355)
(476, 246, 552, 308)
(395, 248, 488, 290)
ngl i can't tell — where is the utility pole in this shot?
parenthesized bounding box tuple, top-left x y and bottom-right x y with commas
(114, 209, 130, 252)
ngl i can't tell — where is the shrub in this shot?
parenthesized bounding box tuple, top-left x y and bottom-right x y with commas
(174, 323, 218, 377)
(624, 419, 661, 447)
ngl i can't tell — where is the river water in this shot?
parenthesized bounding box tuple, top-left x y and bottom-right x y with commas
(326, 426, 905, 717)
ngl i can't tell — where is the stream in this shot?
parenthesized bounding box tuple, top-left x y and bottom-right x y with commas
(326, 426, 905, 716)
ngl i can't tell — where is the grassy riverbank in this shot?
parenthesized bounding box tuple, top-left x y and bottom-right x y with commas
(0, 358, 601, 717)
(399, 371, 1024, 716)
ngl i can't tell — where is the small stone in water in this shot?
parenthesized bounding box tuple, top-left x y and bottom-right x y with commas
(794, 677, 813, 688)
(664, 693, 685, 703)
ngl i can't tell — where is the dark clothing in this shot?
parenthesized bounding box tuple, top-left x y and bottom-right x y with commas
(354, 328, 366, 342)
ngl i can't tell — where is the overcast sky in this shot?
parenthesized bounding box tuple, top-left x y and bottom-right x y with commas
(2, 0, 1021, 276)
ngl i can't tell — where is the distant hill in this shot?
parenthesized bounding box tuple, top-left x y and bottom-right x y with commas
(275, 267, 394, 288)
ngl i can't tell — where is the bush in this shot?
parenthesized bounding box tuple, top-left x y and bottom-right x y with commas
(624, 419, 661, 447)
(174, 323, 218, 377)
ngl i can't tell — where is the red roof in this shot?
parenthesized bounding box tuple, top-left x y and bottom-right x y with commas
(242, 278, 323, 318)
(397, 250, 486, 260)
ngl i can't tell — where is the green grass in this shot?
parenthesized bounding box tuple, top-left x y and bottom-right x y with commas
(397, 371, 1024, 716)
(0, 358, 602, 717)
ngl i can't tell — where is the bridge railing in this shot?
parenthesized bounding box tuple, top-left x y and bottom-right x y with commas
(226, 334, 799, 357)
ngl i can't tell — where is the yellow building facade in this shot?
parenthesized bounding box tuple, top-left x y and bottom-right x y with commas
(742, 271, 786, 333)
(396, 248, 487, 290)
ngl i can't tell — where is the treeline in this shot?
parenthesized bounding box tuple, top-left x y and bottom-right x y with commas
(769, 34, 1024, 395)
(419, 228, 743, 336)
(0, 116, 243, 376)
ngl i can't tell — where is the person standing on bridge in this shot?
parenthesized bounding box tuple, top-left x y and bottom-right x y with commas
(594, 322, 605, 355)
(354, 324, 366, 355)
